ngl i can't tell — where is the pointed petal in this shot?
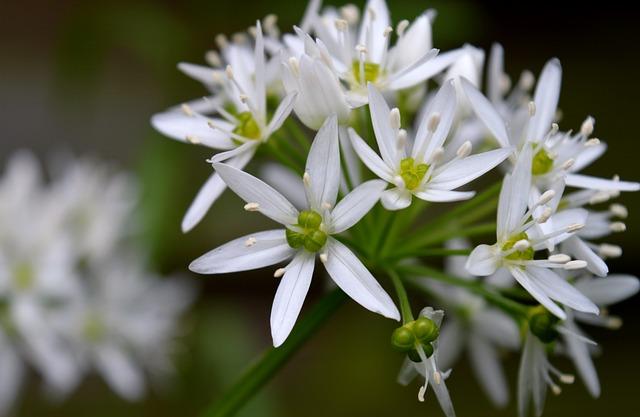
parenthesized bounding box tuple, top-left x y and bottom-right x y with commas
(412, 80, 457, 163)
(574, 275, 639, 306)
(270, 251, 315, 347)
(510, 266, 566, 319)
(348, 128, 395, 182)
(151, 112, 235, 149)
(565, 174, 640, 192)
(213, 162, 299, 225)
(487, 43, 504, 103)
(95, 344, 144, 401)
(431, 148, 512, 190)
(465, 245, 499, 276)
(261, 163, 307, 209)
(182, 148, 256, 232)
(358, 0, 390, 63)
(564, 325, 600, 397)
(330, 180, 386, 233)
(381, 187, 412, 210)
(461, 78, 510, 148)
(527, 266, 599, 315)
(562, 237, 608, 277)
(177, 62, 223, 86)
(368, 84, 400, 166)
(305, 116, 341, 208)
(469, 337, 509, 408)
(527, 58, 562, 143)
(339, 125, 363, 186)
(387, 48, 464, 91)
(190, 230, 294, 274)
(267, 92, 298, 135)
(254, 21, 267, 119)
(323, 238, 400, 320)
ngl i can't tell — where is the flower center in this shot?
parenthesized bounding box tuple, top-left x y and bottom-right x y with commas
(502, 232, 534, 261)
(352, 61, 381, 84)
(82, 312, 105, 342)
(233, 112, 261, 141)
(400, 157, 429, 190)
(13, 263, 34, 291)
(528, 306, 560, 343)
(532, 148, 554, 176)
(286, 210, 328, 252)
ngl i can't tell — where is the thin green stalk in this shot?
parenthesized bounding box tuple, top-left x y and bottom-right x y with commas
(265, 140, 303, 173)
(201, 289, 347, 417)
(384, 247, 471, 262)
(398, 264, 529, 318)
(284, 119, 310, 153)
(379, 213, 403, 257)
(388, 269, 414, 323)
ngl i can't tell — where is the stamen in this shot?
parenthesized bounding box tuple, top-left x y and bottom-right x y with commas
(528, 101, 536, 117)
(560, 374, 575, 384)
(340, 4, 359, 25)
(319, 252, 328, 263)
(215, 34, 228, 49)
(303, 172, 311, 186)
(397, 129, 408, 150)
(288, 57, 300, 77)
(185, 135, 201, 145)
(513, 239, 530, 251)
(383, 26, 393, 37)
(536, 207, 552, 224)
(456, 141, 472, 158)
(563, 260, 587, 270)
(610, 222, 626, 232)
(334, 18, 348, 32)
(225, 65, 234, 79)
(321, 202, 333, 210)
(396, 19, 409, 37)
(519, 70, 535, 91)
(181, 103, 195, 117)
(580, 117, 594, 137)
(561, 158, 575, 170)
(274, 268, 286, 278)
(538, 190, 556, 205)
(427, 112, 441, 132)
(548, 254, 571, 263)
(244, 202, 260, 211)
(589, 191, 611, 205)
(245, 237, 257, 247)
(566, 223, 584, 233)
(263, 14, 278, 33)
(389, 108, 401, 130)
(205, 51, 222, 67)
(585, 138, 600, 147)
(599, 243, 622, 258)
(610, 204, 628, 218)
(606, 316, 623, 329)
(551, 384, 562, 395)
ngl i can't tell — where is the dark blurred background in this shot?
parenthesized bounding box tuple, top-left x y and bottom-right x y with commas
(1, 1, 638, 416)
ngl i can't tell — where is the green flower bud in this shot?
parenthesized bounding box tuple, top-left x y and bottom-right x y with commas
(412, 317, 439, 343)
(303, 229, 328, 252)
(529, 310, 559, 344)
(391, 326, 415, 351)
(298, 210, 323, 230)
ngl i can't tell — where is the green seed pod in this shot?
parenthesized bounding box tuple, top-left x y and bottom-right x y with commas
(391, 326, 415, 351)
(303, 230, 327, 252)
(529, 311, 559, 344)
(285, 229, 305, 249)
(298, 210, 323, 230)
(407, 343, 434, 362)
(532, 148, 554, 176)
(412, 317, 439, 343)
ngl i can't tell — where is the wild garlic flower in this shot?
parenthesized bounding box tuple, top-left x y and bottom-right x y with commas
(465, 145, 598, 319)
(303, 0, 462, 105)
(396, 307, 456, 417)
(348, 82, 511, 210)
(189, 117, 399, 346)
(417, 240, 520, 408)
(152, 22, 297, 232)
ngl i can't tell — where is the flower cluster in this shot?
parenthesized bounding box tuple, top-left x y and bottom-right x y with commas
(0, 152, 194, 415)
(152, 1, 639, 416)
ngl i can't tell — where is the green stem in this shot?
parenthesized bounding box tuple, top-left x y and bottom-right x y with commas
(384, 247, 471, 262)
(388, 269, 414, 323)
(201, 289, 347, 417)
(284, 119, 310, 153)
(398, 264, 529, 318)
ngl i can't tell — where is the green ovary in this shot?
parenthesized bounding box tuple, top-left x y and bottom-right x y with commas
(286, 210, 328, 252)
(532, 148, 554, 176)
(352, 61, 381, 84)
(400, 157, 429, 190)
(233, 112, 261, 140)
(502, 232, 534, 261)
(13, 263, 34, 291)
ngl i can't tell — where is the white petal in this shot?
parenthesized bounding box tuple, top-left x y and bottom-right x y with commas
(299, 0, 321, 32)
(305, 116, 341, 208)
(518, 335, 537, 417)
(565, 174, 640, 192)
(330, 180, 387, 233)
(397, 358, 419, 386)
(339, 125, 363, 186)
(571, 142, 607, 172)
(487, 43, 504, 103)
(270, 251, 315, 347)
(267, 91, 298, 135)
(95, 344, 145, 401)
(415, 188, 475, 202)
(526, 266, 599, 315)
(563, 322, 600, 397)
(151, 111, 235, 149)
(368, 84, 400, 166)
(461, 78, 510, 148)
(323, 238, 400, 320)
(0, 343, 24, 415)
(213, 162, 299, 225)
(387, 48, 464, 91)
(435, 319, 465, 369)
(387, 13, 432, 72)
(562, 236, 608, 277)
(469, 336, 509, 408)
(253, 21, 266, 119)
(182, 147, 256, 232)
(527, 58, 562, 143)
(465, 245, 499, 276)
(358, 0, 390, 63)
(498, 144, 532, 239)
(381, 187, 412, 210)
(189, 230, 294, 274)
(510, 266, 566, 319)
(348, 128, 395, 182)
(177, 62, 222, 86)
(430, 148, 512, 190)
(574, 275, 639, 306)
(412, 80, 457, 163)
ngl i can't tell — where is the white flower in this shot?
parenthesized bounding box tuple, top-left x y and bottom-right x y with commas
(518, 331, 576, 417)
(348, 82, 511, 210)
(465, 145, 598, 320)
(0, 331, 24, 416)
(417, 240, 520, 408)
(57, 258, 195, 401)
(152, 22, 298, 232)
(305, 0, 463, 104)
(190, 116, 399, 346)
(397, 307, 456, 417)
